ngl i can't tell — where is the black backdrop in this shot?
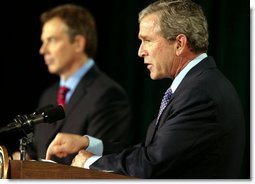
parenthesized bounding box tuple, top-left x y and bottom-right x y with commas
(0, 0, 249, 178)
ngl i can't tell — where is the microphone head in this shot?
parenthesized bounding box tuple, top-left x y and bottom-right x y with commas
(43, 105, 65, 123)
(34, 104, 55, 115)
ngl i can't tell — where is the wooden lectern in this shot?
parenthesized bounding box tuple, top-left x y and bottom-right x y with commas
(8, 160, 136, 179)
(0, 145, 135, 179)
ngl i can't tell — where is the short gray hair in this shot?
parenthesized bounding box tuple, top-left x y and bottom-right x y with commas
(139, 0, 208, 53)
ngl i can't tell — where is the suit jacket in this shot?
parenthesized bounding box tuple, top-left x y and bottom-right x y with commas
(29, 65, 132, 164)
(90, 56, 246, 179)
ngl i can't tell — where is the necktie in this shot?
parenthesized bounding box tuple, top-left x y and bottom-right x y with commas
(57, 86, 70, 108)
(156, 87, 172, 124)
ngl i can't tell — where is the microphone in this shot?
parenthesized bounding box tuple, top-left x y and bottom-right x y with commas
(34, 104, 55, 114)
(0, 105, 65, 135)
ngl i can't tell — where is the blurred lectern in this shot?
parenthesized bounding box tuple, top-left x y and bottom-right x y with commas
(8, 160, 135, 179)
(0, 145, 135, 179)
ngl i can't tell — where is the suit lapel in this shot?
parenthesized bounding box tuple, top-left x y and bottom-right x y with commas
(53, 66, 99, 132)
(146, 57, 217, 144)
(66, 66, 99, 113)
(145, 95, 174, 145)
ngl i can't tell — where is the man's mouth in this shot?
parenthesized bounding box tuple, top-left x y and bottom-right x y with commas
(146, 64, 152, 70)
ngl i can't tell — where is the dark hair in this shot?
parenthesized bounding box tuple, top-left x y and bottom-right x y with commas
(41, 4, 97, 58)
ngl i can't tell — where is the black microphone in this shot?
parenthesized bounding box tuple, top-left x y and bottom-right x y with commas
(0, 105, 65, 135)
(34, 104, 55, 114)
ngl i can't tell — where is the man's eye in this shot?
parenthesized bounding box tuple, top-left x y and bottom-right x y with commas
(48, 37, 57, 42)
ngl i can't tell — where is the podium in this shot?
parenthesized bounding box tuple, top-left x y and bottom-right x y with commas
(8, 160, 136, 179)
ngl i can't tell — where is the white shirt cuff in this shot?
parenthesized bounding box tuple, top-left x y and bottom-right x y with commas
(85, 135, 103, 156)
(83, 155, 101, 169)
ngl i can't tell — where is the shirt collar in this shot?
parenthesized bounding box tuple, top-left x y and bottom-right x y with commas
(60, 58, 95, 91)
(170, 53, 207, 93)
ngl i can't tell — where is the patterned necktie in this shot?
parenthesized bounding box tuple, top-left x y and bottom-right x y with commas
(57, 86, 70, 108)
(156, 87, 173, 124)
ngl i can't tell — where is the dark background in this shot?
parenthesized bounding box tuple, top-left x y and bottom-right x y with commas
(0, 0, 250, 178)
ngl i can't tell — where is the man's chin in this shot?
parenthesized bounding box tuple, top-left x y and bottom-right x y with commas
(150, 74, 159, 80)
(48, 68, 58, 75)
(150, 73, 166, 80)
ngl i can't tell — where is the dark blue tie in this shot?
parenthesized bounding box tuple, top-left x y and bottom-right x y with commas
(156, 87, 172, 124)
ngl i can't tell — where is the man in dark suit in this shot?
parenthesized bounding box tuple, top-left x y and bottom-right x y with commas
(24, 4, 132, 165)
(45, 0, 245, 178)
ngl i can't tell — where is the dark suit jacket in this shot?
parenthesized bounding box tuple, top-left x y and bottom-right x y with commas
(90, 56, 246, 179)
(29, 65, 132, 164)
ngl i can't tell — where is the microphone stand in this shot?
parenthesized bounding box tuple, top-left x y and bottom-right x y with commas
(0, 105, 65, 160)
(19, 132, 33, 160)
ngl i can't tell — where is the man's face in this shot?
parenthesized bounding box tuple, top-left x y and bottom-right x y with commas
(138, 14, 177, 80)
(39, 17, 77, 77)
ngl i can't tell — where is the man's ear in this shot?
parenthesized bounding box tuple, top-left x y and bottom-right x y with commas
(175, 34, 187, 56)
(74, 35, 86, 52)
